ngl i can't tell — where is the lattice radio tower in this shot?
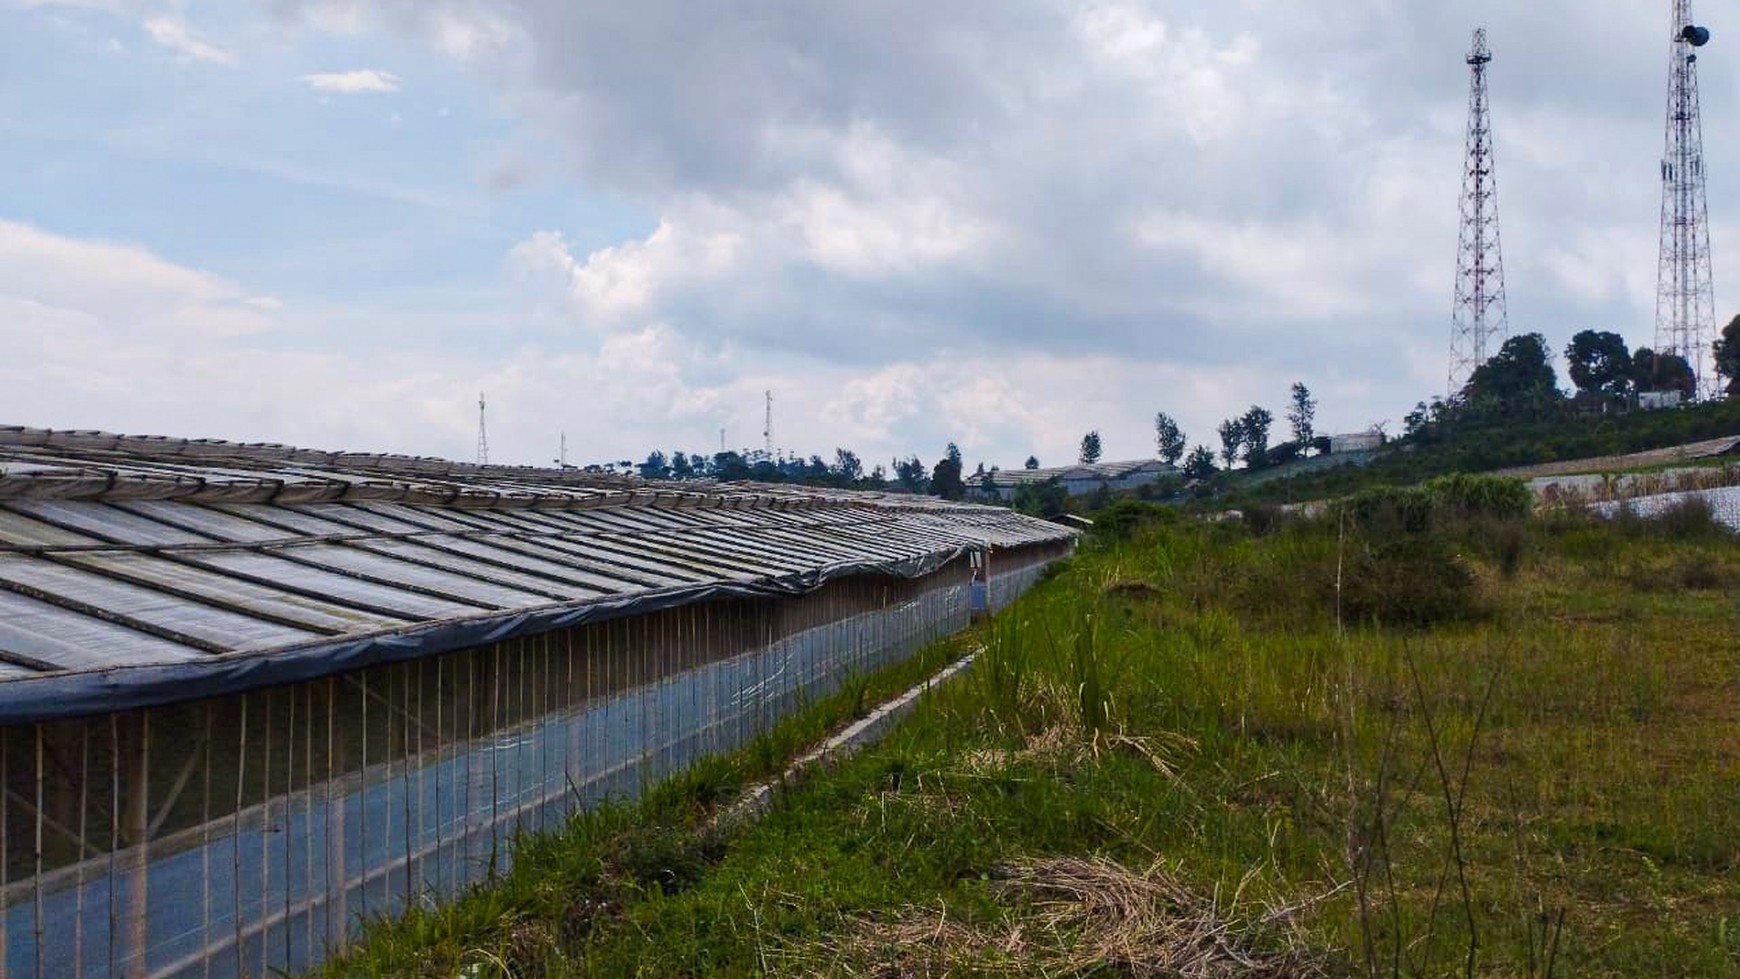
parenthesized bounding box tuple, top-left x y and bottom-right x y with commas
(476, 392, 489, 466)
(1655, 2, 1716, 399)
(763, 390, 774, 458)
(1449, 28, 1509, 396)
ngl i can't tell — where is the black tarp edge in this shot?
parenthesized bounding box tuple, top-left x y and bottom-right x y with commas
(0, 539, 1071, 725)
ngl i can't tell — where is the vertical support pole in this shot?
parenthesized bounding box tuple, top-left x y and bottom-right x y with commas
(325, 678, 342, 952)
(33, 724, 45, 979)
(127, 715, 149, 979)
(199, 704, 211, 979)
(303, 682, 314, 964)
(76, 721, 90, 979)
(358, 675, 369, 918)
(231, 698, 246, 979)
(433, 654, 445, 901)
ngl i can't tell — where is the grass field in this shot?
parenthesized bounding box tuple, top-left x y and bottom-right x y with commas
(316, 499, 1740, 978)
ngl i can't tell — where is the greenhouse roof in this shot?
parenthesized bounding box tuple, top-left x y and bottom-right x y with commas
(0, 426, 1073, 723)
(979, 459, 1174, 488)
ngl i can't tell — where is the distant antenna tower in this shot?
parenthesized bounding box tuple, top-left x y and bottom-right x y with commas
(763, 390, 774, 457)
(557, 430, 567, 468)
(476, 392, 489, 466)
(1449, 27, 1510, 396)
(1656, 2, 1717, 399)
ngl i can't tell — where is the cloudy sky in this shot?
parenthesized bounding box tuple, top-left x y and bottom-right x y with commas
(2, 0, 1733, 470)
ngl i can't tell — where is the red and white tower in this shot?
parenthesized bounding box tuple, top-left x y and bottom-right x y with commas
(1655, 2, 1717, 399)
(1449, 28, 1509, 396)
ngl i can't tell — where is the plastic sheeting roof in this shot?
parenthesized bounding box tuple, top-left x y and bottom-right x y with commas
(0, 427, 1075, 723)
(980, 459, 1175, 488)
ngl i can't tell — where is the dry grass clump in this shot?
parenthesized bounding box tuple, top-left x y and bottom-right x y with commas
(820, 857, 1332, 978)
(958, 721, 1195, 782)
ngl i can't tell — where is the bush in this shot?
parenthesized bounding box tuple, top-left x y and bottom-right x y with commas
(1240, 503, 1285, 536)
(1089, 500, 1178, 545)
(1609, 495, 1733, 541)
(1651, 496, 1732, 540)
(1340, 534, 1486, 628)
(1338, 475, 1532, 535)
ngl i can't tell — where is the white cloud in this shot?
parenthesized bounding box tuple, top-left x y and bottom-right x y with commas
(301, 69, 400, 94)
(509, 217, 745, 324)
(0, 219, 274, 338)
(142, 16, 236, 66)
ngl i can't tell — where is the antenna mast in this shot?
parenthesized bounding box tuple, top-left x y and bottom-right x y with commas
(763, 390, 774, 458)
(1449, 27, 1510, 396)
(1656, 1, 1717, 399)
(476, 392, 489, 466)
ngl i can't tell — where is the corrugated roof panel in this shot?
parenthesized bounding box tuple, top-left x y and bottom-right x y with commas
(0, 591, 206, 671)
(598, 531, 796, 580)
(271, 544, 556, 609)
(187, 551, 476, 620)
(117, 501, 303, 544)
(469, 535, 697, 590)
(208, 504, 367, 539)
(0, 507, 101, 547)
(8, 501, 214, 546)
(352, 503, 502, 535)
(327, 539, 602, 604)
(580, 534, 766, 582)
(60, 552, 405, 634)
(0, 556, 320, 651)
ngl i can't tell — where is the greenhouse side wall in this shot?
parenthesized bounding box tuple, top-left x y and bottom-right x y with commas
(0, 539, 1072, 979)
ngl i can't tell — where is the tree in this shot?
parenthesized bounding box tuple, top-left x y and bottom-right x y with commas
(1632, 347, 1697, 399)
(1183, 445, 1218, 481)
(1153, 412, 1186, 466)
(1286, 383, 1316, 450)
(1079, 431, 1103, 465)
(1240, 406, 1274, 468)
(638, 450, 669, 480)
(712, 451, 750, 481)
(1011, 480, 1068, 519)
(1217, 419, 1243, 469)
(930, 443, 966, 500)
(1024, 455, 1040, 470)
(1461, 333, 1562, 417)
(1565, 330, 1633, 398)
(668, 451, 694, 480)
(832, 448, 863, 484)
(1715, 315, 1740, 398)
(867, 463, 888, 486)
(892, 456, 929, 493)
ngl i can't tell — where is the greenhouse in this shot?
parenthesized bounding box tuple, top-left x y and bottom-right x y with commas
(0, 427, 1075, 979)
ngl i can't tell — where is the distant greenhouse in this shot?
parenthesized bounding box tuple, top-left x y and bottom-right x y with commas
(0, 427, 1075, 979)
(973, 459, 1176, 501)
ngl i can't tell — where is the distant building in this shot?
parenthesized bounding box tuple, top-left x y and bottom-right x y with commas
(1638, 390, 1684, 411)
(1328, 430, 1385, 455)
(974, 459, 1177, 501)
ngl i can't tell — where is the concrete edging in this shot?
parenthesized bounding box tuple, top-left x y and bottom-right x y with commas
(712, 649, 979, 831)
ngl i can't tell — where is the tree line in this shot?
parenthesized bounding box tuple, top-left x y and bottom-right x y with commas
(1145, 381, 1325, 482)
(621, 444, 980, 500)
(1407, 317, 1740, 441)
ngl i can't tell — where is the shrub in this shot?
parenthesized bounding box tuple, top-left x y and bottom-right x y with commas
(1340, 534, 1486, 628)
(1240, 503, 1285, 536)
(1089, 500, 1178, 545)
(1337, 475, 1532, 536)
(1425, 473, 1534, 519)
(1652, 496, 1731, 541)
